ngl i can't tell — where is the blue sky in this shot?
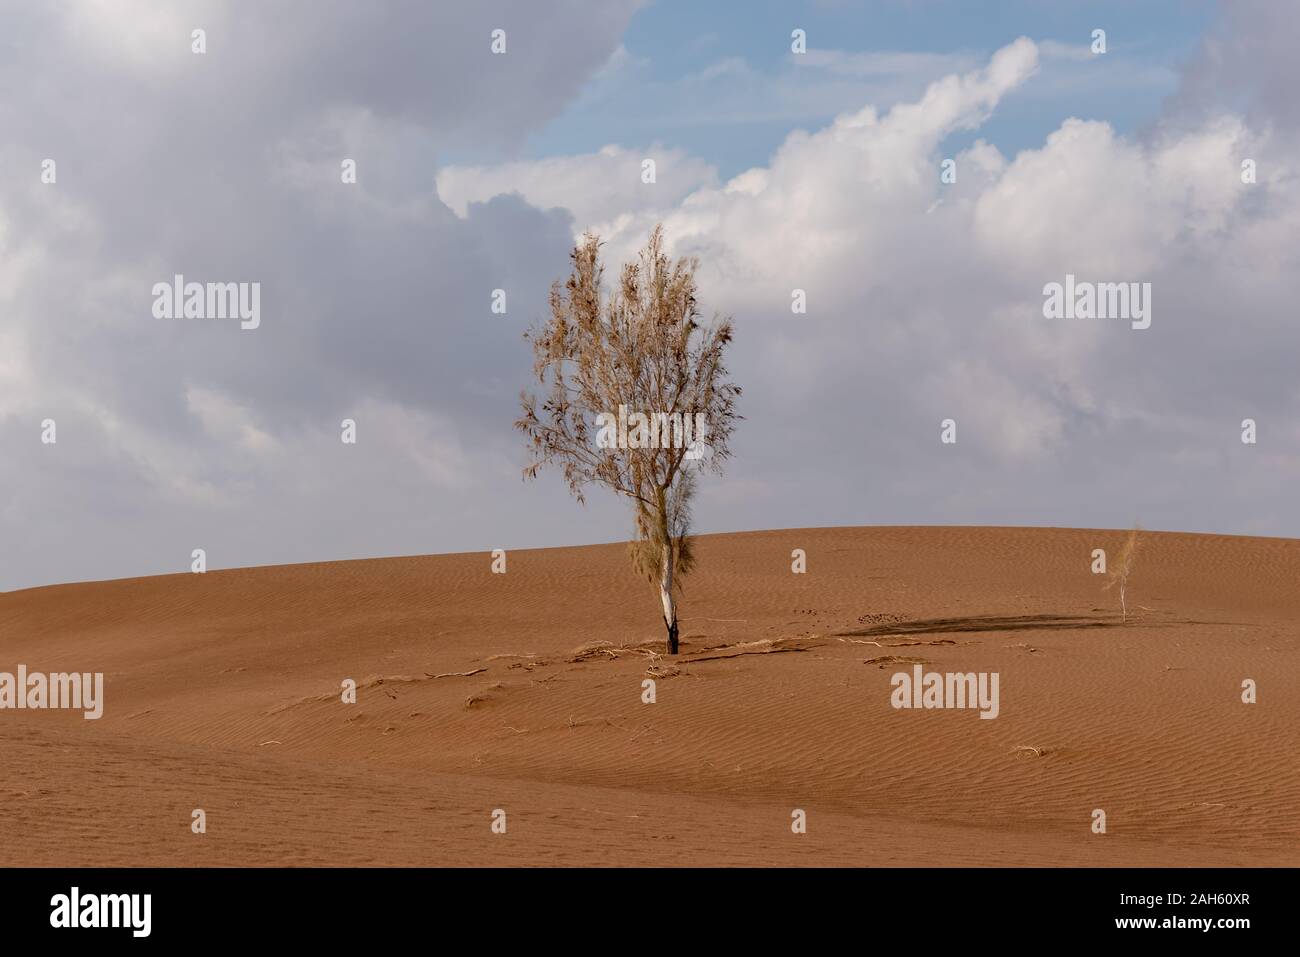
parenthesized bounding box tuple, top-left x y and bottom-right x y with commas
(518, 0, 1217, 178)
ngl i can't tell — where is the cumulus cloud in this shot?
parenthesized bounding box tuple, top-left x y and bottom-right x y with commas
(437, 144, 718, 231)
(452, 29, 1300, 540)
(0, 0, 641, 588)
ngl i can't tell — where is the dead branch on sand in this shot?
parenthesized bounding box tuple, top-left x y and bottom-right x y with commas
(1011, 745, 1050, 758)
(679, 636, 819, 663)
(265, 669, 489, 715)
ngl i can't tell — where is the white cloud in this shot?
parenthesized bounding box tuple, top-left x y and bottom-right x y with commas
(455, 32, 1300, 535)
(438, 144, 718, 233)
(186, 386, 277, 454)
(974, 115, 1258, 276)
(350, 397, 476, 489)
(65, 0, 224, 71)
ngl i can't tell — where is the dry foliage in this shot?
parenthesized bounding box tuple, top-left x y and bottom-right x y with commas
(516, 226, 741, 653)
(1103, 524, 1142, 621)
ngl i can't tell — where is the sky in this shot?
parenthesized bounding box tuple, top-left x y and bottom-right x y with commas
(523, 0, 1216, 178)
(2, 0, 1298, 590)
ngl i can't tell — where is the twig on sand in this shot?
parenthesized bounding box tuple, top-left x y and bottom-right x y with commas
(424, 668, 487, 679)
(1011, 745, 1049, 758)
(864, 654, 926, 668)
(566, 714, 629, 732)
(266, 669, 485, 715)
(680, 637, 818, 663)
(569, 638, 675, 663)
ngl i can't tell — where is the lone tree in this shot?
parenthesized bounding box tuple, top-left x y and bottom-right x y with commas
(517, 226, 741, 654)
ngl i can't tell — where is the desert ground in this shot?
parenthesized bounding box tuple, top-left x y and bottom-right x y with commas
(0, 526, 1295, 866)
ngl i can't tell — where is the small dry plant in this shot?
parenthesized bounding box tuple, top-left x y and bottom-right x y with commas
(1103, 524, 1141, 622)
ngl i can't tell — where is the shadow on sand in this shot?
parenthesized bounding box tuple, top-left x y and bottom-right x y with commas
(835, 613, 1121, 639)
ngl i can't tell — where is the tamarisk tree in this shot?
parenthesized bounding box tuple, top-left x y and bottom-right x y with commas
(516, 226, 741, 654)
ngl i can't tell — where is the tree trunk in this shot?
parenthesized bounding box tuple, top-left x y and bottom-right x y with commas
(660, 542, 678, 654)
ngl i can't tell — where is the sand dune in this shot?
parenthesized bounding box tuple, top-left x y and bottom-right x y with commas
(1, 526, 1296, 866)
